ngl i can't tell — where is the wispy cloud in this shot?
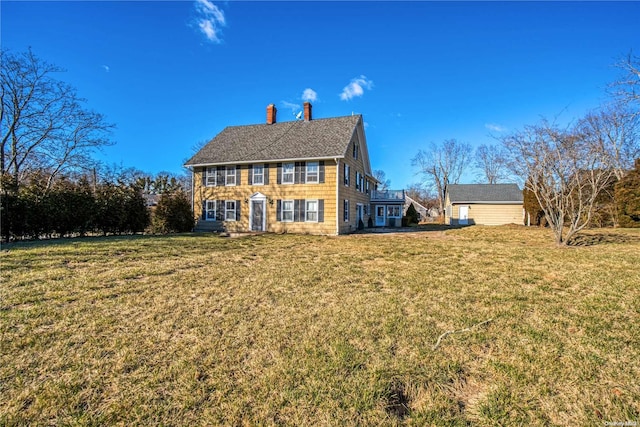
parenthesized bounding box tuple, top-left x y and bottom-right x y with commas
(340, 75, 373, 101)
(302, 88, 317, 102)
(193, 0, 226, 43)
(281, 101, 300, 113)
(485, 123, 508, 133)
(101, 65, 110, 73)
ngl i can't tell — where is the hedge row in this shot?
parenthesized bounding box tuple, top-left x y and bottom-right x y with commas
(1, 172, 196, 241)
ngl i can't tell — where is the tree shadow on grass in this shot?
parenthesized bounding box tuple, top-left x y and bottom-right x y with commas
(570, 231, 640, 246)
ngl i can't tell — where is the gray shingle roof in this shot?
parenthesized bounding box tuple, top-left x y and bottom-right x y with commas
(185, 115, 362, 166)
(447, 184, 523, 203)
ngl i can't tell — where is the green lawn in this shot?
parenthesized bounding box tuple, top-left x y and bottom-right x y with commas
(1, 226, 639, 426)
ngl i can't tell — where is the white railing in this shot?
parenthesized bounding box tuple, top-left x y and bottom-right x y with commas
(370, 190, 405, 200)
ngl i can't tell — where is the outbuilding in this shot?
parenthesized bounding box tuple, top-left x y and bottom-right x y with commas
(444, 184, 524, 226)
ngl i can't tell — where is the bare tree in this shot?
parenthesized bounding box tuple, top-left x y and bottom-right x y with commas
(608, 52, 640, 112)
(412, 139, 471, 214)
(579, 105, 639, 180)
(502, 119, 616, 245)
(474, 144, 510, 184)
(405, 182, 439, 213)
(372, 169, 391, 190)
(1, 49, 114, 194)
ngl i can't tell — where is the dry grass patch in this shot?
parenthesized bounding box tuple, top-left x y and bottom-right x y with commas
(1, 227, 639, 425)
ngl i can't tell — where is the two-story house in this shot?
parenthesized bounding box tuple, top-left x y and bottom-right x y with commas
(184, 102, 404, 235)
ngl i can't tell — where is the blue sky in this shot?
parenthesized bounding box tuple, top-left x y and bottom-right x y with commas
(2, 1, 639, 188)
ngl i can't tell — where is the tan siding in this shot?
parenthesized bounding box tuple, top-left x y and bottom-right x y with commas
(444, 193, 452, 224)
(337, 134, 374, 234)
(193, 162, 339, 235)
(450, 203, 524, 225)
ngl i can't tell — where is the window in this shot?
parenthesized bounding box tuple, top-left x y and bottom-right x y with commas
(355, 171, 364, 192)
(344, 199, 350, 222)
(206, 167, 217, 186)
(225, 166, 236, 186)
(252, 164, 264, 185)
(225, 200, 236, 221)
(344, 164, 350, 186)
(353, 143, 359, 159)
(306, 200, 318, 222)
(306, 161, 319, 183)
(282, 200, 294, 222)
(366, 180, 370, 194)
(282, 163, 294, 184)
(387, 205, 401, 218)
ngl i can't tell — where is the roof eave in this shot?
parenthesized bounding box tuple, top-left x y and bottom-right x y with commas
(185, 155, 345, 168)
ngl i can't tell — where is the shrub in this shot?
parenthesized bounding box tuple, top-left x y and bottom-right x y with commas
(615, 158, 640, 228)
(151, 190, 194, 233)
(523, 187, 546, 227)
(405, 203, 419, 225)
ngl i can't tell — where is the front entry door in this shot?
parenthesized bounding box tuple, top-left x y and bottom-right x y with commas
(459, 206, 469, 225)
(251, 200, 264, 231)
(375, 205, 386, 226)
(205, 200, 216, 221)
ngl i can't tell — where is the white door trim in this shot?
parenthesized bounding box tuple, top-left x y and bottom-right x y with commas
(459, 205, 469, 225)
(249, 192, 267, 231)
(375, 204, 386, 226)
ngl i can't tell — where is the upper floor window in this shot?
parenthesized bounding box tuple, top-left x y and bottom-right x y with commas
(206, 167, 217, 187)
(252, 164, 264, 185)
(353, 143, 359, 160)
(225, 166, 236, 186)
(282, 163, 295, 184)
(344, 164, 350, 186)
(306, 162, 319, 183)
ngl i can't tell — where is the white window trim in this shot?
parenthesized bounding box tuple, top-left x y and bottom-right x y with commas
(252, 165, 264, 185)
(344, 164, 350, 187)
(306, 161, 319, 184)
(225, 200, 236, 221)
(305, 199, 319, 223)
(344, 199, 350, 222)
(206, 167, 217, 187)
(282, 199, 294, 222)
(225, 166, 236, 186)
(387, 205, 402, 218)
(282, 163, 295, 185)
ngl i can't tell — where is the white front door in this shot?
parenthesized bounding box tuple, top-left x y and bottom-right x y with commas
(375, 205, 386, 226)
(459, 206, 469, 225)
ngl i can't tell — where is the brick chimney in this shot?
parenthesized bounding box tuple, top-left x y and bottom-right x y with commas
(303, 102, 312, 121)
(266, 104, 277, 124)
